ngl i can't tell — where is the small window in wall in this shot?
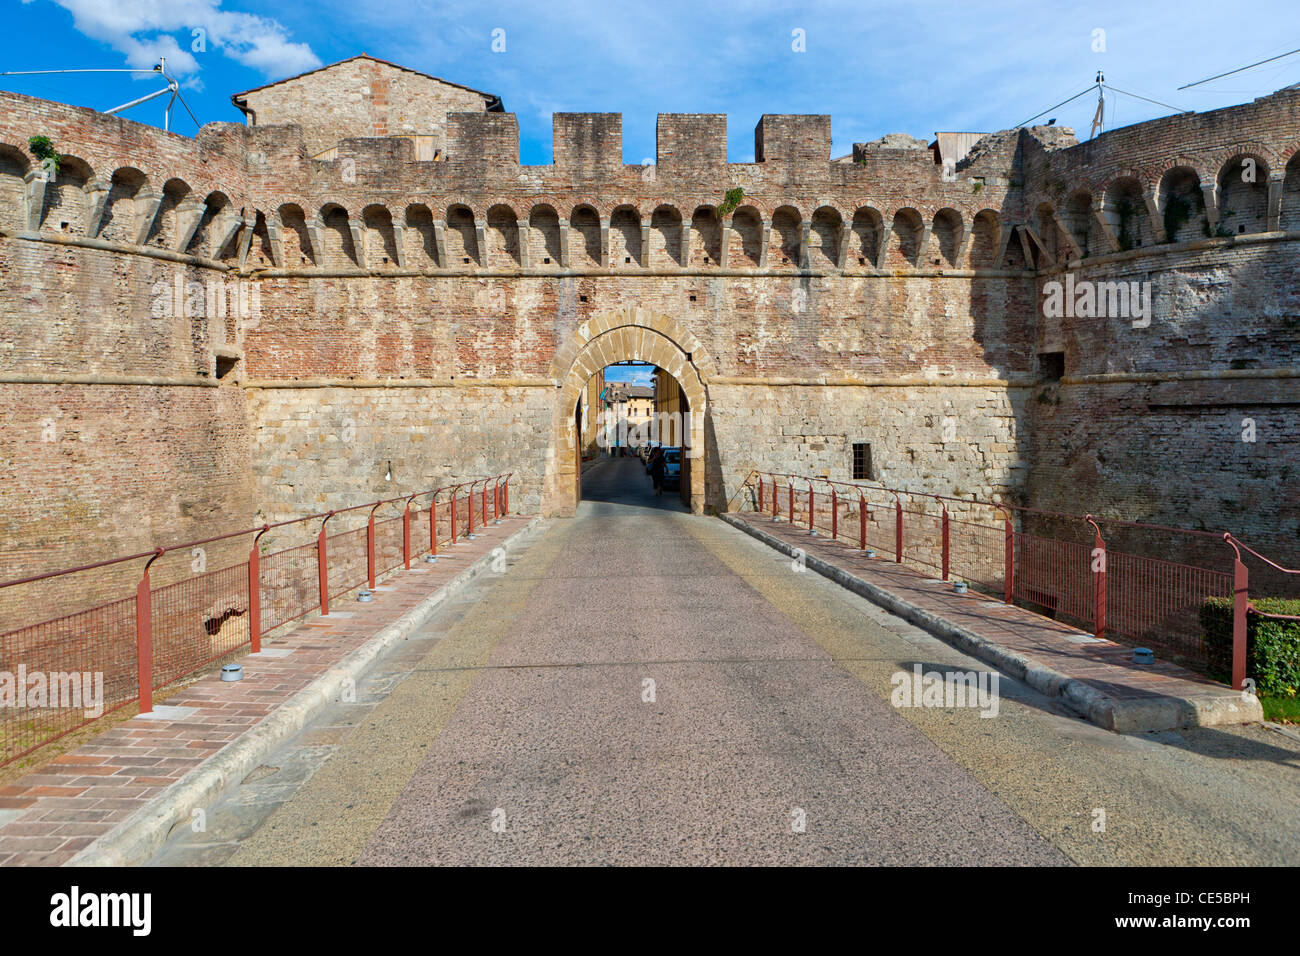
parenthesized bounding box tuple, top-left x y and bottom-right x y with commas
(852, 442, 873, 480)
(1039, 351, 1065, 382)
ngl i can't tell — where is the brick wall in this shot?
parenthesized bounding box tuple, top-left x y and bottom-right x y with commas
(2, 69, 1299, 624)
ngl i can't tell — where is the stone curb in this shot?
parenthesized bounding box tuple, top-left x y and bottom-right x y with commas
(720, 513, 1262, 734)
(68, 516, 544, 867)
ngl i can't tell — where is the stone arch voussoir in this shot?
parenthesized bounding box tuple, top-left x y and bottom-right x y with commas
(546, 306, 715, 516)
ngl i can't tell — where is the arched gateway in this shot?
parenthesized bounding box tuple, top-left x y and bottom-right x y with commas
(545, 306, 715, 516)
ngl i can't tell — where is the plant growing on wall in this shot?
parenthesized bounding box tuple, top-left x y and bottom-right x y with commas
(716, 187, 744, 218)
(1115, 197, 1136, 251)
(1210, 208, 1237, 239)
(1163, 187, 1206, 241)
(1162, 195, 1191, 241)
(28, 135, 60, 177)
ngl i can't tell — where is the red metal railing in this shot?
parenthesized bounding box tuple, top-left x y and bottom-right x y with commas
(747, 472, 1284, 684)
(1223, 534, 1300, 691)
(0, 473, 513, 768)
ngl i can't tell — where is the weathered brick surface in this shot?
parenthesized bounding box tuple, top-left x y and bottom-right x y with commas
(1, 62, 1298, 612)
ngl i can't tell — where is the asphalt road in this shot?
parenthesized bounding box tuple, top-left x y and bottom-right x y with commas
(152, 456, 1300, 866)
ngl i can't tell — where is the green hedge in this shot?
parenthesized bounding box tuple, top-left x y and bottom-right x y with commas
(1201, 597, 1300, 697)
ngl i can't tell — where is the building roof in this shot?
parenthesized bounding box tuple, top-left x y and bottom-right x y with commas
(231, 54, 504, 111)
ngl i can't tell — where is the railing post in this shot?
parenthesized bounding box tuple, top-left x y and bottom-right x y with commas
(756, 477, 763, 513)
(859, 494, 867, 552)
(831, 488, 838, 541)
(482, 481, 489, 528)
(895, 497, 903, 563)
(318, 512, 333, 616)
(772, 478, 778, 518)
(1003, 514, 1014, 605)
(367, 506, 378, 590)
(403, 500, 412, 570)
(503, 477, 510, 516)
(1087, 516, 1106, 641)
(429, 494, 439, 560)
(451, 486, 459, 544)
(941, 507, 950, 582)
(808, 483, 816, 535)
(787, 482, 794, 524)
(467, 481, 477, 538)
(493, 478, 501, 524)
(135, 549, 162, 714)
(1233, 549, 1249, 692)
(247, 548, 261, 654)
(248, 526, 269, 654)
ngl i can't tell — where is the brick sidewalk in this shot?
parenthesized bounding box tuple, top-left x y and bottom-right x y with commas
(725, 512, 1256, 730)
(0, 516, 531, 867)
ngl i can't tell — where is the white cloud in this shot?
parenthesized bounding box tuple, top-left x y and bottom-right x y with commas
(42, 0, 320, 77)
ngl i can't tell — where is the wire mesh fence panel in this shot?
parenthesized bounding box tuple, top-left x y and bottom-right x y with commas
(822, 493, 847, 544)
(899, 507, 945, 578)
(838, 497, 864, 544)
(808, 490, 822, 534)
(865, 505, 897, 559)
(797, 488, 819, 534)
(812, 488, 852, 543)
(376, 516, 405, 576)
(411, 507, 432, 561)
(327, 526, 368, 600)
(947, 517, 1005, 594)
(431, 504, 453, 552)
(1107, 549, 1230, 668)
(1013, 531, 1094, 627)
(0, 476, 513, 767)
(0, 596, 137, 766)
(443, 499, 460, 544)
(150, 560, 250, 690)
(771, 484, 794, 525)
(260, 540, 320, 635)
(447, 494, 466, 542)
(796, 488, 813, 531)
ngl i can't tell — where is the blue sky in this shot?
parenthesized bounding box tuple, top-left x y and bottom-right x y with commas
(3, 1, 1298, 163)
(603, 364, 655, 387)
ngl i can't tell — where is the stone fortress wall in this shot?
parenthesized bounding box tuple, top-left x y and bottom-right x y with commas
(1, 57, 1297, 620)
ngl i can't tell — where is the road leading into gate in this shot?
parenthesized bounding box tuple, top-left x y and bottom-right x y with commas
(212, 456, 1300, 866)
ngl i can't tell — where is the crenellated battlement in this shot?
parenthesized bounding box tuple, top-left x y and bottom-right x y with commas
(3, 60, 1299, 595)
(1, 80, 1299, 281)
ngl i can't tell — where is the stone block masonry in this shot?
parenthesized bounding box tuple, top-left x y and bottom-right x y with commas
(1, 54, 1298, 611)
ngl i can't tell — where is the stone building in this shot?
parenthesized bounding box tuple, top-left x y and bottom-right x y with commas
(624, 384, 654, 430)
(230, 54, 504, 160)
(1, 54, 1298, 620)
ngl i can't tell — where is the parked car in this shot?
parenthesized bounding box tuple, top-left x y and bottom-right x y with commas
(662, 447, 682, 489)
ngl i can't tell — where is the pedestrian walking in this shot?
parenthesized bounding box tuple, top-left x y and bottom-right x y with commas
(648, 446, 665, 496)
